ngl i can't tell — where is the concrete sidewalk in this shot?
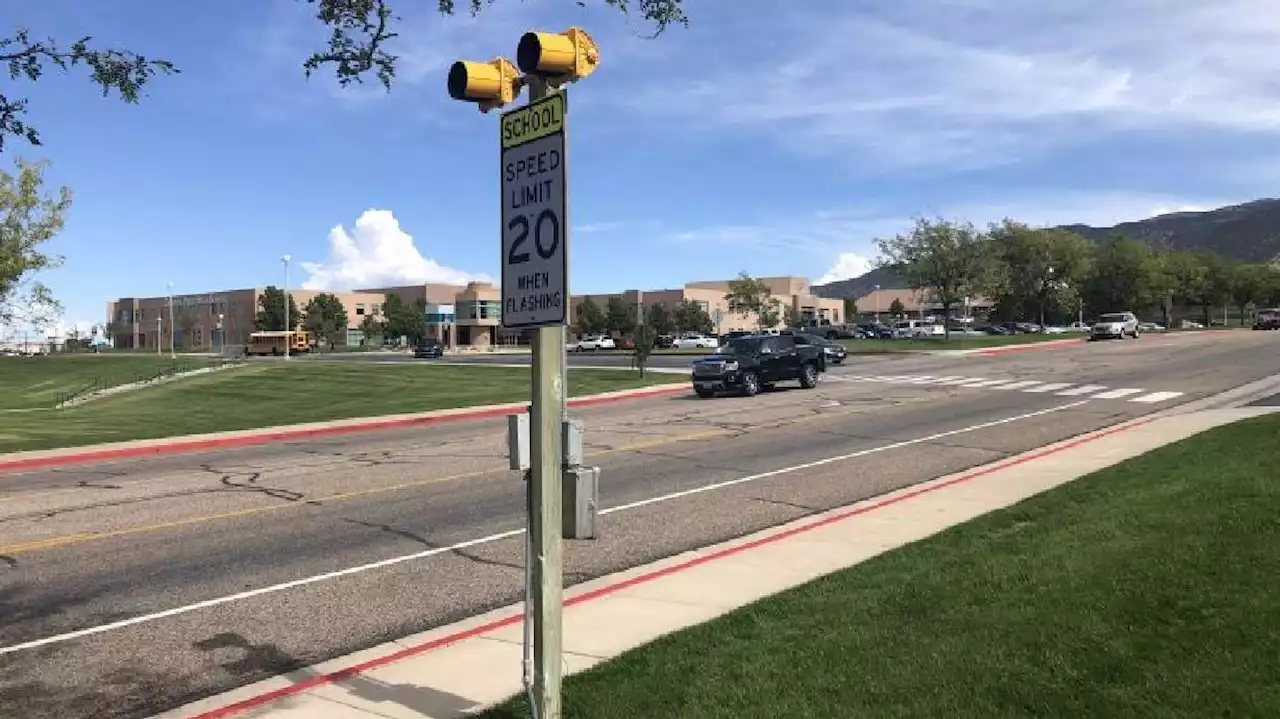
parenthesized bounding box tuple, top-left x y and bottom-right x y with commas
(152, 402, 1278, 719)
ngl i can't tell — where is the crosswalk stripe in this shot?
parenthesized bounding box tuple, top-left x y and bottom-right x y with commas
(1024, 382, 1073, 393)
(1056, 384, 1108, 396)
(1092, 388, 1144, 399)
(963, 379, 1014, 388)
(995, 381, 1043, 391)
(925, 376, 967, 385)
(1130, 391, 1184, 403)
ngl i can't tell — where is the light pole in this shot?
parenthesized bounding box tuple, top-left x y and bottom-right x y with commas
(217, 313, 225, 356)
(155, 316, 162, 356)
(167, 281, 176, 359)
(874, 284, 881, 323)
(282, 254, 291, 360)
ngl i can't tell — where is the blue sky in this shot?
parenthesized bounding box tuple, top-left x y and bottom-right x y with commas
(10, 0, 1280, 334)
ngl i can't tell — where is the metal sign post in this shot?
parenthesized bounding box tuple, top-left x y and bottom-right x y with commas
(500, 79, 567, 719)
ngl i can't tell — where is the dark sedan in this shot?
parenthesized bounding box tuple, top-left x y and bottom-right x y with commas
(413, 339, 444, 358)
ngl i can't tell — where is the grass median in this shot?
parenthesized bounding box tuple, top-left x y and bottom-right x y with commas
(0, 361, 677, 453)
(0, 354, 215, 410)
(481, 412, 1280, 719)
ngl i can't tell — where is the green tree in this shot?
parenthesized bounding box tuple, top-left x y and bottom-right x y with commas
(673, 300, 713, 334)
(631, 322, 657, 377)
(4, 3, 685, 153)
(254, 286, 300, 331)
(379, 293, 423, 343)
(1081, 237, 1159, 318)
(0, 32, 176, 151)
(724, 272, 775, 330)
(303, 292, 351, 348)
(877, 218, 993, 338)
(359, 313, 383, 346)
(176, 308, 199, 349)
(1, 158, 68, 327)
(986, 221, 1094, 326)
(842, 297, 858, 322)
(605, 296, 635, 335)
(887, 298, 906, 318)
(574, 297, 607, 336)
(1228, 263, 1268, 326)
(302, 1, 687, 93)
(101, 321, 115, 344)
(782, 304, 803, 328)
(645, 303, 676, 335)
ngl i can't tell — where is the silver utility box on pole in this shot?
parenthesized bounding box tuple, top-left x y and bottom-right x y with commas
(561, 417, 585, 467)
(562, 466, 599, 540)
(508, 412, 531, 471)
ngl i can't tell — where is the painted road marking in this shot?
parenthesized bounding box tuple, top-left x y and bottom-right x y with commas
(995, 381, 1043, 391)
(1057, 384, 1108, 396)
(0, 400, 1090, 657)
(1092, 388, 1145, 400)
(1130, 391, 1185, 403)
(822, 374, 1188, 405)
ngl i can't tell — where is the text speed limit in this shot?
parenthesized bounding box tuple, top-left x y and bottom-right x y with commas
(501, 129, 567, 328)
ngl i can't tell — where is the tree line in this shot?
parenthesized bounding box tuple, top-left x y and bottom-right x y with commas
(253, 288, 431, 347)
(573, 295, 714, 337)
(876, 217, 1280, 334)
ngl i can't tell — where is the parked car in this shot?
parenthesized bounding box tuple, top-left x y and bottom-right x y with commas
(1066, 322, 1091, 333)
(1254, 308, 1280, 330)
(690, 334, 826, 398)
(656, 334, 676, 349)
(793, 332, 847, 364)
(672, 332, 719, 350)
(1090, 311, 1140, 340)
(574, 335, 616, 351)
(892, 320, 945, 339)
(413, 338, 444, 358)
(1138, 321, 1166, 332)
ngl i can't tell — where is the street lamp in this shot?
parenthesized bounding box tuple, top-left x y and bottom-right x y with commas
(217, 313, 225, 356)
(167, 281, 176, 359)
(282, 254, 291, 360)
(874, 284, 881, 323)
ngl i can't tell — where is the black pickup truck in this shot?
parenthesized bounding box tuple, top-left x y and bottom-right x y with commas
(690, 333, 826, 398)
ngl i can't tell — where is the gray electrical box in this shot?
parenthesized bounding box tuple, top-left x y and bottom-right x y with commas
(561, 418, 585, 467)
(562, 466, 600, 540)
(507, 412, 530, 471)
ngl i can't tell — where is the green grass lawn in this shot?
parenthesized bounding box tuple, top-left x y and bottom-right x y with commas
(0, 362, 676, 453)
(480, 413, 1280, 719)
(0, 354, 214, 410)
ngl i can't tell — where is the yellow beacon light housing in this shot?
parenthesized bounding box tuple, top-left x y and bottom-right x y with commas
(447, 57, 522, 112)
(516, 27, 600, 85)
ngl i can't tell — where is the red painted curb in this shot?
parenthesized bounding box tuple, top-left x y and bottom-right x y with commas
(186, 414, 1156, 719)
(969, 338, 1086, 356)
(0, 386, 688, 474)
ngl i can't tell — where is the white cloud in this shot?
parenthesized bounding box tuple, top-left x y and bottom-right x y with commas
(299, 209, 490, 290)
(618, 0, 1280, 171)
(817, 253, 875, 285)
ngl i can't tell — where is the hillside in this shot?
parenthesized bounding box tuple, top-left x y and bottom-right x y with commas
(814, 198, 1280, 298)
(811, 266, 905, 300)
(1060, 198, 1280, 263)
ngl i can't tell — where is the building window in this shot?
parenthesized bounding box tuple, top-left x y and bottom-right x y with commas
(355, 304, 366, 316)
(695, 300, 709, 312)
(138, 309, 145, 321)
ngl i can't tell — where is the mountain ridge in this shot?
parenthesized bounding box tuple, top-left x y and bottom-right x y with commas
(813, 198, 1280, 299)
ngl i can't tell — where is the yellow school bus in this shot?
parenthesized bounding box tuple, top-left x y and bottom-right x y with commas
(245, 330, 311, 356)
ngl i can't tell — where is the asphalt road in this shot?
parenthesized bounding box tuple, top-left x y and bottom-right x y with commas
(2, 331, 1278, 719)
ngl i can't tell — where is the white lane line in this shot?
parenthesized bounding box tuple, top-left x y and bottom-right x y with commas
(919, 376, 966, 385)
(962, 379, 1013, 388)
(898, 376, 937, 384)
(0, 400, 1091, 657)
(1092, 388, 1145, 400)
(1025, 382, 1073, 393)
(1056, 385, 1108, 396)
(1130, 391, 1184, 404)
(937, 377, 981, 385)
(994, 381, 1043, 391)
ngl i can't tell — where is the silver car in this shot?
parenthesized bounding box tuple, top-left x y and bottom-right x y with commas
(1090, 311, 1140, 340)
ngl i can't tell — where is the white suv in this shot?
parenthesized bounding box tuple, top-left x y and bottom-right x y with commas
(574, 335, 617, 351)
(1090, 312, 1140, 340)
(672, 333, 719, 349)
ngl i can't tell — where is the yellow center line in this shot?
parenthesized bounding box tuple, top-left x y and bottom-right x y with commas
(0, 428, 734, 556)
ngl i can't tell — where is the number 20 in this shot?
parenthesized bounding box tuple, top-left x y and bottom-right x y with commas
(507, 209, 560, 264)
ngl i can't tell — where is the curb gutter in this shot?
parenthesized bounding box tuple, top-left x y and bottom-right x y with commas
(0, 383, 688, 473)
